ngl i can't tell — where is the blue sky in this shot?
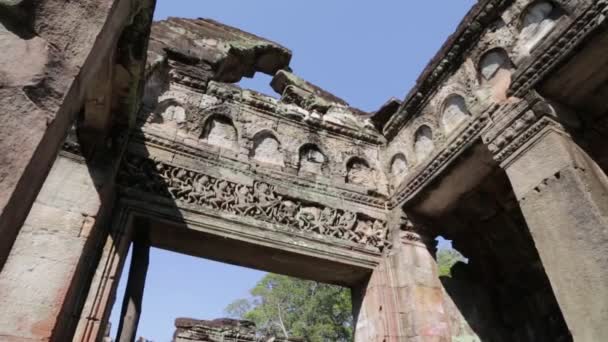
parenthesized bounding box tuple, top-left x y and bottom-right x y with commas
(109, 1, 474, 340)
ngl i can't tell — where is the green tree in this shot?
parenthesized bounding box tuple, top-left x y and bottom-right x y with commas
(225, 274, 352, 342)
(437, 248, 466, 277)
(226, 248, 464, 341)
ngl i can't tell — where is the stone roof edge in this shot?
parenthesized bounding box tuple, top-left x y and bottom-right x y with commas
(382, 0, 513, 139)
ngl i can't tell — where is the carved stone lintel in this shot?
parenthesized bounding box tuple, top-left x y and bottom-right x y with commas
(117, 155, 391, 252)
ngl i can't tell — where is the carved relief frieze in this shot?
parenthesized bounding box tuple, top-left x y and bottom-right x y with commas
(117, 155, 391, 251)
(133, 130, 388, 208)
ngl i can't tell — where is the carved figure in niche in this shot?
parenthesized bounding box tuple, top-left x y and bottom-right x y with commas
(202, 115, 239, 151)
(233, 184, 255, 215)
(299, 144, 327, 174)
(442, 95, 469, 134)
(253, 182, 281, 219)
(479, 49, 511, 81)
(346, 157, 373, 186)
(252, 132, 284, 166)
(209, 180, 234, 210)
(519, 2, 559, 54)
(391, 153, 407, 179)
(160, 103, 186, 124)
(414, 125, 434, 162)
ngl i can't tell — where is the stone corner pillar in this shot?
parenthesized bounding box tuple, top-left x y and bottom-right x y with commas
(352, 211, 450, 342)
(483, 93, 608, 341)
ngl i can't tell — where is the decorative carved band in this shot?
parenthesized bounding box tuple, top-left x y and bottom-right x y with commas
(134, 131, 386, 209)
(483, 94, 564, 164)
(489, 115, 554, 163)
(117, 155, 391, 251)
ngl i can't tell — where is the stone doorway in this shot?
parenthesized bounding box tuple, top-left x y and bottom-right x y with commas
(105, 244, 353, 341)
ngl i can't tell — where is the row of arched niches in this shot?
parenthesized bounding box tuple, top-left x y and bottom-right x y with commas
(147, 1, 566, 195)
(196, 113, 383, 190)
(385, 0, 566, 190)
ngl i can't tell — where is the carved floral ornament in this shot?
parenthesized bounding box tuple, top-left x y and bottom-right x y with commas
(117, 155, 391, 251)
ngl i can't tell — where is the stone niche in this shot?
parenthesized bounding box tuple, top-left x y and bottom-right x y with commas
(173, 318, 302, 342)
(518, 1, 561, 55)
(414, 125, 435, 162)
(441, 94, 469, 134)
(251, 131, 284, 166)
(389, 153, 408, 191)
(478, 48, 511, 82)
(299, 144, 327, 175)
(346, 157, 374, 187)
(201, 115, 239, 151)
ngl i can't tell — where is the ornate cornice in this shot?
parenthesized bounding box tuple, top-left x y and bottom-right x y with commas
(509, 0, 608, 97)
(388, 111, 492, 208)
(481, 94, 566, 165)
(383, 0, 513, 139)
(117, 155, 391, 252)
(230, 93, 386, 145)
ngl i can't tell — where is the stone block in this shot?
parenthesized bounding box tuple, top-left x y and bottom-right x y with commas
(36, 157, 101, 216)
(23, 202, 87, 238)
(0, 254, 77, 308)
(7, 224, 86, 264)
(505, 131, 572, 199)
(0, 297, 60, 340)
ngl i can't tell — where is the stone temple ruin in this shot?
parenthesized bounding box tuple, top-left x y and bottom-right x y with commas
(1, 0, 608, 341)
(173, 318, 301, 342)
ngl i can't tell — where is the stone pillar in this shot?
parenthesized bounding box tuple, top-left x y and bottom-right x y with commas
(116, 239, 150, 342)
(73, 211, 134, 342)
(484, 95, 608, 341)
(0, 0, 147, 270)
(0, 153, 112, 341)
(353, 212, 450, 342)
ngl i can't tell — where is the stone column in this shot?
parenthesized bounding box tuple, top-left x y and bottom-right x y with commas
(0, 152, 115, 341)
(116, 239, 150, 342)
(353, 212, 450, 342)
(484, 95, 608, 341)
(73, 211, 134, 342)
